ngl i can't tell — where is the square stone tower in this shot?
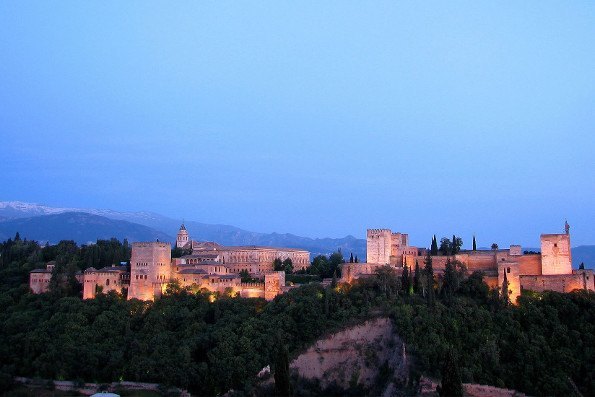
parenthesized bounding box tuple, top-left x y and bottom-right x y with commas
(264, 271, 285, 301)
(540, 233, 572, 275)
(367, 229, 392, 264)
(128, 242, 172, 300)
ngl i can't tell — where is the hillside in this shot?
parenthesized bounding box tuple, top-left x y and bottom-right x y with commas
(0, 212, 172, 244)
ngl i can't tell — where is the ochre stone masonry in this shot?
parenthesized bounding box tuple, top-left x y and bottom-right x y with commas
(29, 222, 592, 304)
(540, 233, 572, 275)
(346, 223, 593, 303)
(30, 224, 308, 302)
(29, 262, 54, 294)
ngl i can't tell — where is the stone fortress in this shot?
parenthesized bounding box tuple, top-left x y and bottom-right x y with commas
(343, 222, 594, 303)
(30, 224, 310, 301)
(29, 222, 593, 304)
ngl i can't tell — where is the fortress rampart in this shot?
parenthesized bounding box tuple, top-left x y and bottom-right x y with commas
(352, 224, 593, 302)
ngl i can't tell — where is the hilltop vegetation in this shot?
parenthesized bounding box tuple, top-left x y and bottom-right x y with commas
(0, 237, 594, 396)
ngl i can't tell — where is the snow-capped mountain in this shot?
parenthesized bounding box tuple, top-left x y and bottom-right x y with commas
(0, 201, 367, 258)
(0, 201, 162, 222)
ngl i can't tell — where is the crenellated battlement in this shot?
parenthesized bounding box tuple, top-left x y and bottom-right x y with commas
(367, 228, 392, 234)
(132, 242, 170, 249)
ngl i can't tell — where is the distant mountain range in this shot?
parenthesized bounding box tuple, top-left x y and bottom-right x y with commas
(0, 212, 172, 245)
(0, 201, 592, 267)
(0, 201, 365, 258)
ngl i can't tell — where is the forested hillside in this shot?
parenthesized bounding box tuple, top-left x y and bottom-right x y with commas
(0, 236, 593, 396)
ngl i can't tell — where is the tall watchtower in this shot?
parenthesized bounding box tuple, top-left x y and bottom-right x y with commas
(367, 229, 392, 264)
(540, 222, 572, 275)
(176, 223, 189, 248)
(128, 242, 172, 300)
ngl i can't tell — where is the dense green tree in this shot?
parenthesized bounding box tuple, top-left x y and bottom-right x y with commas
(273, 258, 283, 271)
(282, 258, 293, 274)
(309, 255, 328, 276)
(439, 238, 452, 256)
(452, 236, 463, 254)
(472, 235, 477, 251)
(309, 253, 342, 278)
(373, 266, 399, 298)
(458, 271, 489, 304)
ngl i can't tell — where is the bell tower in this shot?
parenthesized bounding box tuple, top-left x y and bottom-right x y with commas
(176, 223, 189, 248)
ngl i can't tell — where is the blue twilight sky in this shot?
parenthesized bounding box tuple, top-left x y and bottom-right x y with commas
(1, 2, 594, 247)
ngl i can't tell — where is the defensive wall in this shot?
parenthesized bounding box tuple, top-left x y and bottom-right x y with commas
(521, 269, 594, 293)
(352, 225, 593, 299)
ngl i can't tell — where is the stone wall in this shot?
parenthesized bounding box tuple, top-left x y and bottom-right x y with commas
(521, 269, 595, 293)
(239, 283, 265, 298)
(518, 255, 541, 275)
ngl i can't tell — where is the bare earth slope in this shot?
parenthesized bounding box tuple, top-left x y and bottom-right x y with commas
(290, 317, 528, 397)
(290, 317, 409, 393)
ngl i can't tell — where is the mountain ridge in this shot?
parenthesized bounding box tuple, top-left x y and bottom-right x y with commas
(0, 201, 592, 267)
(0, 212, 172, 244)
(0, 201, 365, 257)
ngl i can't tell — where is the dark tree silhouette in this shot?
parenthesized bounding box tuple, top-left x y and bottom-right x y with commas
(437, 348, 463, 397)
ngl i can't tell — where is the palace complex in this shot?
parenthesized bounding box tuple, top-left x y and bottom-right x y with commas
(342, 222, 594, 303)
(30, 224, 309, 301)
(29, 222, 593, 304)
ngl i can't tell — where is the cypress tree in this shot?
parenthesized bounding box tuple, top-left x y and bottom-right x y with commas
(274, 343, 291, 396)
(401, 264, 410, 295)
(472, 235, 477, 251)
(437, 348, 463, 397)
(442, 258, 457, 301)
(349, 253, 354, 263)
(501, 269, 510, 307)
(354, 255, 358, 263)
(413, 260, 421, 293)
(431, 235, 438, 256)
(424, 252, 435, 307)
